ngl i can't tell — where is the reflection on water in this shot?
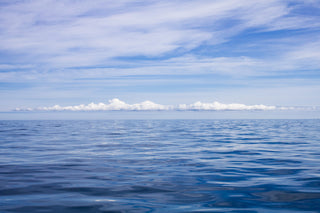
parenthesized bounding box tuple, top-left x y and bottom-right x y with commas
(0, 119, 320, 212)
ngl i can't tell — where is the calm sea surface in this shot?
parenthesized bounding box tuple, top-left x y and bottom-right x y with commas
(1, 120, 320, 212)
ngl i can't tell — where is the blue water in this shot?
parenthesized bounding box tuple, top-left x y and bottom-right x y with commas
(1, 120, 320, 212)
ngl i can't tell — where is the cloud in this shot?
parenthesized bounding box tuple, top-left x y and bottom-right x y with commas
(1, 0, 320, 111)
(15, 98, 281, 111)
(15, 98, 173, 111)
(178, 101, 276, 111)
(1, 0, 318, 67)
(1, 0, 319, 84)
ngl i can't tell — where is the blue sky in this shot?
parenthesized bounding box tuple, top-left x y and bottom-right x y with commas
(0, 0, 320, 117)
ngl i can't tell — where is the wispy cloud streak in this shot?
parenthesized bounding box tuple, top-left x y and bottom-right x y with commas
(1, 0, 319, 67)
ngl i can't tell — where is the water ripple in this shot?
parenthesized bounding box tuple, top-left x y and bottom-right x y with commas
(0, 119, 320, 212)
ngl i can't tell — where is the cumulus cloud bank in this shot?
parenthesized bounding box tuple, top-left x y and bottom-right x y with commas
(178, 101, 276, 111)
(15, 98, 281, 112)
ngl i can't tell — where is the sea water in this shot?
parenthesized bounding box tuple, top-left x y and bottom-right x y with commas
(0, 119, 320, 212)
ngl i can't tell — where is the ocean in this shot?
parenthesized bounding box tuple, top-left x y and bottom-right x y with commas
(1, 119, 320, 212)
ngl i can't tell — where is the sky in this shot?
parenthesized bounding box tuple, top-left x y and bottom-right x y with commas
(0, 0, 320, 118)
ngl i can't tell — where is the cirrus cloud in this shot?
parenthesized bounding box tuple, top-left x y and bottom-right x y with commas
(1, 0, 319, 67)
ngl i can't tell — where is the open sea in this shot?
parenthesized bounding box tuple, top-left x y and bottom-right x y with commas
(1, 119, 320, 213)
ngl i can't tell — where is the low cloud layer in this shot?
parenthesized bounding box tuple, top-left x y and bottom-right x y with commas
(15, 98, 284, 112)
(178, 101, 277, 111)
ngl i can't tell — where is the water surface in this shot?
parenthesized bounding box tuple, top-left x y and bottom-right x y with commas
(1, 120, 320, 212)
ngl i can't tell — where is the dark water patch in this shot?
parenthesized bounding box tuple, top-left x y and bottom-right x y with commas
(124, 186, 173, 194)
(300, 179, 320, 187)
(254, 190, 320, 202)
(254, 158, 302, 165)
(0, 183, 64, 196)
(245, 168, 304, 176)
(0, 165, 53, 175)
(63, 185, 173, 197)
(6, 205, 116, 213)
(214, 150, 261, 156)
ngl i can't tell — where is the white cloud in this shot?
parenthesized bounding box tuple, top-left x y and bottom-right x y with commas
(0, 64, 33, 70)
(2, 0, 320, 111)
(0, 0, 319, 87)
(284, 40, 320, 66)
(15, 98, 280, 111)
(178, 101, 276, 111)
(0, 0, 318, 67)
(16, 98, 173, 111)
